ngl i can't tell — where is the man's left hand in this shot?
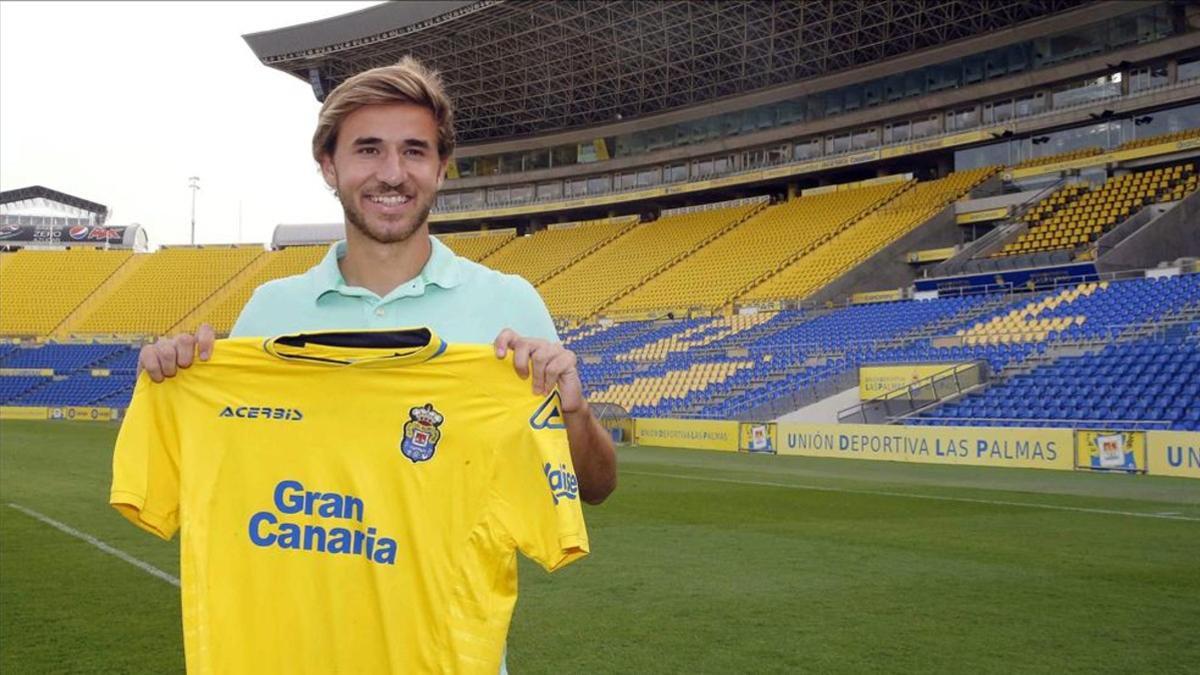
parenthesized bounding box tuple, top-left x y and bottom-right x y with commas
(493, 328, 583, 412)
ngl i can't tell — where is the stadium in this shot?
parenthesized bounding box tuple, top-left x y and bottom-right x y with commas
(2, 0, 1199, 672)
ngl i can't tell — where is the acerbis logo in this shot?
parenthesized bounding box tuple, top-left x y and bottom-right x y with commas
(219, 406, 303, 421)
(543, 462, 578, 505)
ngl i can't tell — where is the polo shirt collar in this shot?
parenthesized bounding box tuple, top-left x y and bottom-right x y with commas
(309, 237, 462, 303)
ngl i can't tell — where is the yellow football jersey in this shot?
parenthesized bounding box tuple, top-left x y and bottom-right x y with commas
(110, 328, 588, 674)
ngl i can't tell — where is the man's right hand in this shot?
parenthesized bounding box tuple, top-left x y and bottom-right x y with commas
(138, 323, 215, 383)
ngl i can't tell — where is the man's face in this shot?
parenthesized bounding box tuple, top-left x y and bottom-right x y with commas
(320, 103, 448, 245)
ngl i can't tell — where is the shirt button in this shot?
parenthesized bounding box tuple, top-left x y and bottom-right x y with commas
(375, 308, 385, 317)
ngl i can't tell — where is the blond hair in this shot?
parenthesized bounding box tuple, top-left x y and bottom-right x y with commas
(312, 56, 456, 162)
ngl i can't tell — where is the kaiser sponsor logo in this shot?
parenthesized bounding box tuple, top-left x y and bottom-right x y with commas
(543, 462, 579, 505)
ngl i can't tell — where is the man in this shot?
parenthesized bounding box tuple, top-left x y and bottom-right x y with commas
(138, 56, 616, 505)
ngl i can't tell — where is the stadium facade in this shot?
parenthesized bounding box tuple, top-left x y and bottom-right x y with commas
(1, 0, 1198, 477)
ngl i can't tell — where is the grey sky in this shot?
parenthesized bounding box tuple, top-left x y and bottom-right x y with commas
(0, 1, 382, 248)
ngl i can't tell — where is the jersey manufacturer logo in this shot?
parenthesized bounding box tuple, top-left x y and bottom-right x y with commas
(219, 406, 303, 421)
(530, 391, 566, 430)
(400, 403, 443, 463)
(544, 462, 579, 505)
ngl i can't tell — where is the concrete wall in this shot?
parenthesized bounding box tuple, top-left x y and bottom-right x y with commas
(955, 188, 1044, 214)
(776, 386, 861, 424)
(807, 205, 960, 304)
(1097, 189, 1200, 273)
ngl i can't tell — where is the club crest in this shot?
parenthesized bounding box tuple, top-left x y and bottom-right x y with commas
(400, 403, 444, 463)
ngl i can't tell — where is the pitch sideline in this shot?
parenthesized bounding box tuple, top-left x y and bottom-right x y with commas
(7, 502, 180, 587)
(624, 470, 1200, 522)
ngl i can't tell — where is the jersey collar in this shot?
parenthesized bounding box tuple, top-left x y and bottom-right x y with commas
(308, 237, 463, 304)
(262, 328, 447, 367)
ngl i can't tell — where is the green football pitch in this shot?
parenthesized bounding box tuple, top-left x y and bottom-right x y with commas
(2, 420, 1198, 674)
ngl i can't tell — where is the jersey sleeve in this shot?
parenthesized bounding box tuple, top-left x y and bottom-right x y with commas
(109, 374, 182, 540)
(490, 392, 588, 572)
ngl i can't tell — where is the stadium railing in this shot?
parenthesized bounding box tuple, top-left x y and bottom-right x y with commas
(837, 360, 990, 424)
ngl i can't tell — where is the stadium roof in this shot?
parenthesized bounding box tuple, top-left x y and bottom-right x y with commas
(245, 0, 1090, 146)
(0, 185, 109, 223)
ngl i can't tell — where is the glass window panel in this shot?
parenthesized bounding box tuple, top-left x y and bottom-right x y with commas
(551, 144, 576, 168)
(806, 95, 825, 120)
(1015, 96, 1041, 118)
(524, 150, 550, 171)
(824, 90, 843, 116)
(885, 74, 906, 102)
(913, 117, 940, 138)
(844, 86, 862, 112)
(1179, 57, 1200, 82)
(511, 185, 534, 202)
(963, 56, 984, 85)
(852, 129, 877, 150)
(863, 80, 883, 107)
(587, 175, 611, 194)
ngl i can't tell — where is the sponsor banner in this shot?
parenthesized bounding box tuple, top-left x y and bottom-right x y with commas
(0, 224, 126, 244)
(0, 406, 49, 420)
(778, 422, 1074, 471)
(739, 422, 778, 454)
(635, 418, 739, 452)
(907, 246, 958, 263)
(1006, 138, 1200, 180)
(1147, 431, 1200, 479)
(851, 289, 904, 305)
(859, 363, 968, 401)
(956, 207, 1010, 224)
(0, 368, 53, 376)
(47, 406, 116, 422)
(880, 129, 991, 159)
(811, 151, 880, 172)
(1006, 155, 1109, 180)
(1110, 136, 1200, 164)
(1074, 430, 1147, 473)
(90, 369, 111, 377)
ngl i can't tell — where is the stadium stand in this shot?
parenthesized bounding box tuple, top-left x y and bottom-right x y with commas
(177, 245, 326, 334)
(741, 166, 997, 303)
(607, 180, 909, 314)
(0, 343, 129, 371)
(0, 249, 132, 336)
(912, 335, 1200, 431)
(995, 164, 1197, 257)
(435, 230, 516, 261)
(480, 216, 637, 286)
(4, 4, 1199, 436)
(65, 247, 263, 336)
(537, 200, 765, 320)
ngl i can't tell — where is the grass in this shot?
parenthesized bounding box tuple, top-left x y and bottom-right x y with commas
(2, 420, 1198, 673)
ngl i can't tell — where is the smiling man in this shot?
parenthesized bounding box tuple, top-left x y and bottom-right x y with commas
(136, 55, 615, 672)
(141, 57, 616, 507)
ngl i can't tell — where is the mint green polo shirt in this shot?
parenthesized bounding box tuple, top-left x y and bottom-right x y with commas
(230, 238, 558, 343)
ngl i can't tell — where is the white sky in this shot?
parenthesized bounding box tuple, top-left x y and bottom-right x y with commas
(0, 1, 383, 248)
